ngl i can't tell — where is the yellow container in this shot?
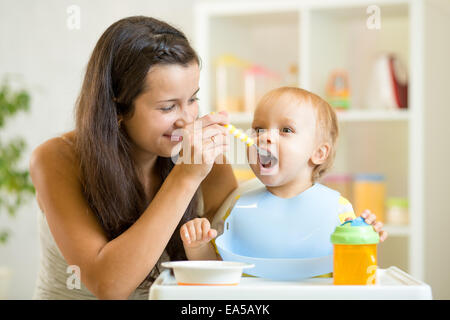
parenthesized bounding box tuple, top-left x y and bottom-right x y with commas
(353, 174, 386, 222)
(333, 244, 377, 285)
(322, 174, 353, 203)
(330, 217, 380, 285)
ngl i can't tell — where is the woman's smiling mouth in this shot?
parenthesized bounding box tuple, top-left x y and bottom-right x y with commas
(163, 134, 183, 142)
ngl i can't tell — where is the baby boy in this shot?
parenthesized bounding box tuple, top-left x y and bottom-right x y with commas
(180, 87, 387, 265)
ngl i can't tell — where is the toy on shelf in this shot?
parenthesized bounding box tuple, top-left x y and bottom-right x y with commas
(215, 54, 250, 113)
(244, 65, 281, 113)
(321, 173, 353, 203)
(366, 54, 408, 109)
(214, 54, 280, 113)
(353, 174, 386, 223)
(386, 197, 409, 225)
(326, 70, 350, 110)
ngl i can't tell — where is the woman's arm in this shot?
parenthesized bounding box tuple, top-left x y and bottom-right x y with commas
(200, 162, 238, 222)
(30, 138, 203, 299)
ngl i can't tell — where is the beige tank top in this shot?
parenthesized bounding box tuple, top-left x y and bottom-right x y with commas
(33, 135, 203, 300)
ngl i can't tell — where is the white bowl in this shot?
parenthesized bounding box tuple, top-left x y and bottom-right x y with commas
(161, 261, 254, 286)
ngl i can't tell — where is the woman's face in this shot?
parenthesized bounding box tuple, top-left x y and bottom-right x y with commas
(122, 61, 200, 159)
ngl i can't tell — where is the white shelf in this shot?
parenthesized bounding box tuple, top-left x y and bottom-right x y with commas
(383, 224, 410, 237)
(193, 0, 445, 282)
(226, 109, 410, 124)
(229, 112, 253, 124)
(337, 109, 410, 122)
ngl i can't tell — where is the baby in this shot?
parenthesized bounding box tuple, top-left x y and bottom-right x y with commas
(180, 87, 387, 264)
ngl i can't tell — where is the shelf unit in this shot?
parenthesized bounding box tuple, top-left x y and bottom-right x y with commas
(194, 0, 450, 281)
(229, 109, 410, 124)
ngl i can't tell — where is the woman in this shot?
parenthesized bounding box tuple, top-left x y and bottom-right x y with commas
(30, 16, 237, 300)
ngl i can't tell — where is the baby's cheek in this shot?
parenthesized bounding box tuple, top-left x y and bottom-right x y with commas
(280, 145, 309, 169)
(279, 143, 297, 162)
(248, 162, 259, 175)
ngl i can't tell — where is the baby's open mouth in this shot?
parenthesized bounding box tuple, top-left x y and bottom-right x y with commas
(258, 149, 278, 169)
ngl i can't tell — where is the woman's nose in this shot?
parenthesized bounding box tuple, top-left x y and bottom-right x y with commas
(174, 106, 196, 128)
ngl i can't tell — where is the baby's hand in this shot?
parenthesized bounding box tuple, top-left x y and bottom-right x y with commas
(180, 218, 218, 249)
(361, 210, 388, 242)
(344, 210, 388, 242)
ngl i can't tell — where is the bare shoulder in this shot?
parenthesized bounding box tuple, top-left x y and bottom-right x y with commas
(29, 131, 82, 211)
(30, 131, 79, 180)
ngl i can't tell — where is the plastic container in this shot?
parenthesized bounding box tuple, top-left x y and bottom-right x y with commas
(353, 174, 386, 222)
(331, 217, 380, 285)
(386, 197, 409, 225)
(322, 173, 353, 202)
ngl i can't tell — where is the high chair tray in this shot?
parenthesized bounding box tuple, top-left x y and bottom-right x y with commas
(148, 266, 432, 300)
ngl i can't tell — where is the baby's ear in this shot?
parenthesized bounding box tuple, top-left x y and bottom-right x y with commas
(310, 142, 331, 165)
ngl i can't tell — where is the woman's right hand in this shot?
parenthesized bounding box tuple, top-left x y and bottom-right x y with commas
(174, 111, 230, 180)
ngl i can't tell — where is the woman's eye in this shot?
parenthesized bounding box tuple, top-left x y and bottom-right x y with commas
(189, 97, 199, 104)
(281, 127, 293, 133)
(161, 105, 176, 112)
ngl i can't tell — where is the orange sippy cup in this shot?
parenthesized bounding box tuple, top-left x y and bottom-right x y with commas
(330, 217, 380, 285)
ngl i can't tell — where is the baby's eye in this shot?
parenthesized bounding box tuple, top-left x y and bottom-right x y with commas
(253, 127, 266, 134)
(281, 127, 293, 133)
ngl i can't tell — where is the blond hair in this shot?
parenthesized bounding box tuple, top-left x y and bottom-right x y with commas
(258, 87, 339, 182)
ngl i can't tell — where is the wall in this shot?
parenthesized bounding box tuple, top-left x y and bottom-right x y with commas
(424, 0, 450, 300)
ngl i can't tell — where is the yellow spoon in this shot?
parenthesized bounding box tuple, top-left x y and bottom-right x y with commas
(223, 123, 276, 164)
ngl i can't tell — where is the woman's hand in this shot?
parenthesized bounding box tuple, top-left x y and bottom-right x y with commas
(175, 111, 230, 181)
(180, 217, 218, 249)
(361, 210, 388, 242)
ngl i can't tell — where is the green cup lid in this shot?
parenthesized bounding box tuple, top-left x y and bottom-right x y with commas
(330, 217, 380, 245)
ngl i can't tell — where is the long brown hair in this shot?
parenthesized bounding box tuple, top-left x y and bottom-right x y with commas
(74, 16, 200, 283)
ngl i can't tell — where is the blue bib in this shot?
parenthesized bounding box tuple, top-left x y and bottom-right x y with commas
(215, 183, 341, 280)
